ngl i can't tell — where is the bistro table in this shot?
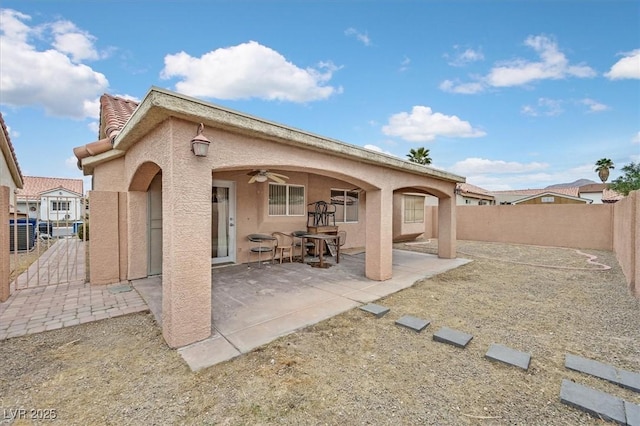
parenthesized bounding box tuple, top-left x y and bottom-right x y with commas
(302, 233, 340, 268)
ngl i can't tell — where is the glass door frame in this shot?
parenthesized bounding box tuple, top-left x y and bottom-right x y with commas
(211, 179, 236, 265)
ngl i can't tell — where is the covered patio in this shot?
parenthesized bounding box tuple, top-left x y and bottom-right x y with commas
(132, 249, 471, 370)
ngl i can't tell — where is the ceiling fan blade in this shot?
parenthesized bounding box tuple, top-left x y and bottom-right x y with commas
(248, 175, 258, 184)
(269, 172, 289, 180)
(269, 175, 286, 184)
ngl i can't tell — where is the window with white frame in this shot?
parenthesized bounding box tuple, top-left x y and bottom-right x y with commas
(51, 200, 71, 211)
(404, 195, 424, 223)
(268, 183, 305, 216)
(331, 189, 359, 223)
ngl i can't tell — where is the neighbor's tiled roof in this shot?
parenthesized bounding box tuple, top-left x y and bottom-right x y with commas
(16, 176, 84, 198)
(491, 187, 581, 197)
(603, 188, 624, 202)
(73, 94, 139, 166)
(456, 183, 495, 199)
(0, 112, 24, 187)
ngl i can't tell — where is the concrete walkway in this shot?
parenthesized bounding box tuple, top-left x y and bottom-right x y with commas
(133, 250, 471, 371)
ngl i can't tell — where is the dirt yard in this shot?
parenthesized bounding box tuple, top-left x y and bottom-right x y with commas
(1, 241, 639, 425)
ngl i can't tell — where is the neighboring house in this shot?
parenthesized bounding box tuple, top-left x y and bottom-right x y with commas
(578, 183, 623, 204)
(0, 113, 24, 211)
(455, 183, 495, 205)
(15, 176, 84, 222)
(1, 112, 24, 302)
(510, 191, 590, 205)
(73, 87, 465, 348)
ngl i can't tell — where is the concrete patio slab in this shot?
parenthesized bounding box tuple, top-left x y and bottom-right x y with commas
(626, 401, 640, 426)
(485, 343, 531, 370)
(178, 333, 241, 372)
(559, 379, 626, 425)
(620, 370, 640, 393)
(132, 249, 470, 371)
(433, 326, 473, 348)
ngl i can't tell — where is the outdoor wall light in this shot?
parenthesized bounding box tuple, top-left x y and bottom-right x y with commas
(191, 123, 211, 157)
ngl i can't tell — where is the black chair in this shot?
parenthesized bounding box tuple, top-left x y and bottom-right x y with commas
(291, 230, 315, 262)
(247, 234, 275, 267)
(307, 201, 336, 227)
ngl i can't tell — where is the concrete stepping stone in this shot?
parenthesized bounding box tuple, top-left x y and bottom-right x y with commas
(559, 379, 626, 425)
(395, 315, 430, 332)
(359, 303, 390, 318)
(108, 284, 133, 294)
(485, 343, 531, 370)
(433, 326, 473, 348)
(566, 354, 640, 393)
(626, 401, 640, 426)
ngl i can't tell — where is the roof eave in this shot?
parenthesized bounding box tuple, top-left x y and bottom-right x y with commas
(113, 87, 465, 184)
(81, 149, 126, 175)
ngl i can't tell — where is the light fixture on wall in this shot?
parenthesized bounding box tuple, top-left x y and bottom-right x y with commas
(191, 123, 210, 157)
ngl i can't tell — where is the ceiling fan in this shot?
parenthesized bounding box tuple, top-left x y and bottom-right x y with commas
(247, 169, 289, 184)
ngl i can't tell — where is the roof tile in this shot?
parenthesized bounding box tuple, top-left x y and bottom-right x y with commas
(16, 176, 84, 198)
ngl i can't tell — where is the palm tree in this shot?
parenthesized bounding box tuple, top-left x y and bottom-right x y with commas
(407, 147, 432, 165)
(594, 158, 615, 183)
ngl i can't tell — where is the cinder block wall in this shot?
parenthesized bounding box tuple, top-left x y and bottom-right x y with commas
(612, 190, 639, 297)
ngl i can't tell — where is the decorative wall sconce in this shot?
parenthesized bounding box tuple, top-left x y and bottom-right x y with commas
(191, 123, 210, 157)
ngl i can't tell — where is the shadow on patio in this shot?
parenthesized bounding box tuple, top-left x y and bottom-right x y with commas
(132, 249, 471, 371)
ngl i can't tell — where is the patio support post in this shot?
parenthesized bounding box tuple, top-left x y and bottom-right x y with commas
(127, 191, 148, 280)
(365, 188, 393, 281)
(161, 158, 212, 348)
(1, 186, 9, 302)
(88, 191, 122, 284)
(437, 194, 456, 259)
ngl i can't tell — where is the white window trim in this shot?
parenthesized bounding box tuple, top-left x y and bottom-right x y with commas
(331, 188, 359, 223)
(404, 195, 424, 224)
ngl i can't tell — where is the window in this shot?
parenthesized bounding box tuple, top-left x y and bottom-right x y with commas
(268, 184, 305, 216)
(404, 195, 424, 223)
(51, 200, 71, 211)
(541, 196, 555, 203)
(330, 189, 359, 223)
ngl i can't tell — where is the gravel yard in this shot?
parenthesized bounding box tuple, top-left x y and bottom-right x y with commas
(1, 240, 639, 425)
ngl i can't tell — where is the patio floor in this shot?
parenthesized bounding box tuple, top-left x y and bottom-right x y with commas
(132, 249, 471, 371)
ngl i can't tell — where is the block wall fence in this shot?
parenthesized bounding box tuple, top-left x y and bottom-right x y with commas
(424, 189, 639, 298)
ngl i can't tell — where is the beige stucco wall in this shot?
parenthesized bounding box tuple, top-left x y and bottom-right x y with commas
(0, 157, 17, 208)
(613, 190, 639, 297)
(457, 204, 613, 250)
(88, 191, 121, 285)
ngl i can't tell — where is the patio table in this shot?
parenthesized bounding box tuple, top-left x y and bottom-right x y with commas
(302, 233, 340, 268)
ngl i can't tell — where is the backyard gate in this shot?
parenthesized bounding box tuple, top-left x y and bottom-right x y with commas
(10, 196, 87, 290)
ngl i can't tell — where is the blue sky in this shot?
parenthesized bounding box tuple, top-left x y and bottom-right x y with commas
(1, 0, 638, 192)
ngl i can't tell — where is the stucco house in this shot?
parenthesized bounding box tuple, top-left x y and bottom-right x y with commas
(73, 87, 464, 347)
(1, 112, 24, 302)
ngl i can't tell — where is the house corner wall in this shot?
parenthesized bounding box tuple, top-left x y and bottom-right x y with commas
(127, 191, 148, 280)
(0, 186, 9, 302)
(89, 190, 121, 285)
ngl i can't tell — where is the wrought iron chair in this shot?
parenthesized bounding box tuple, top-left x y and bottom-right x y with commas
(247, 233, 276, 267)
(307, 201, 336, 227)
(291, 230, 315, 262)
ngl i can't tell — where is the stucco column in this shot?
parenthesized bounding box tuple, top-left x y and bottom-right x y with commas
(89, 191, 121, 285)
(437, 195, 456, 259)
(365, 188, 393, 281)
(161, 160, 212, 348)
(1, 186, 10, 302)
(127, 191, 148, 280)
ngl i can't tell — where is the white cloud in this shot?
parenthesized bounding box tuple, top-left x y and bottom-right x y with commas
(521, 98, 564, 117)
(450, 157, 549, 175)
(632, 131, 640, 144)
(580, 98, 609, 113)
(441, 35, 596, 94)
(604, 49, 640, 80)
(161, 41, 342, 102)
(65, 155, 79, 169)
(344, 28, 371, 46)
(399, 56, 411, 72)
(446, 47, 484, 67)
(50, 20, 100, 62)
(0, 9, 109, 119)
(382, 106, 486, 142)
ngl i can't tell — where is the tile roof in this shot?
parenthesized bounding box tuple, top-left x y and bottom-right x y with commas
(16, 176, 84, 198)
(73, 94, 139, 166)
(0, 112, 24, 187)
(491, 187, 581, 197)
(456, 183, 494, 198)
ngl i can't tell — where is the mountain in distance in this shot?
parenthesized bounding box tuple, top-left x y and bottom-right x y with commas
(545, 179, 597, 189)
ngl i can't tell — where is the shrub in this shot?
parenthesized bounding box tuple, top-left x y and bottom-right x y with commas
(78, 223, 89, 241)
